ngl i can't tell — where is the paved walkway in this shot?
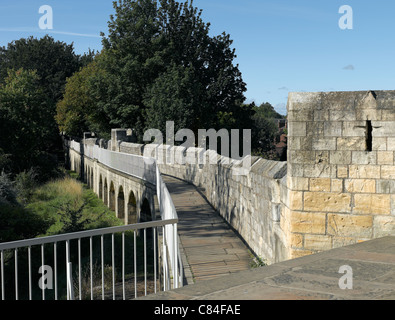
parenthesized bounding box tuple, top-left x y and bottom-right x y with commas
(143, 236, 395, 300)
(162, 175, 254, 284)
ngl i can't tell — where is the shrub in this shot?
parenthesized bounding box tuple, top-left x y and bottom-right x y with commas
(58, 200, 91, 234)
(15, 168, 38, 204)
(0, 171, 17, 205)
(0, 204, 50, 242)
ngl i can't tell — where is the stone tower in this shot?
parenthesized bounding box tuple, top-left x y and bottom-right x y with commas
(284, 90, 395, 259)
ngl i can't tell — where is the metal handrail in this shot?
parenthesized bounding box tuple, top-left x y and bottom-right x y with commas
(0, 220, 178, 251)
(0, 139, 184, 300)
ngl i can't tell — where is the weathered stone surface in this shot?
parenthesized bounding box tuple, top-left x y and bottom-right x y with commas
(353, 194, 391, 215)
(337, 166, 349, 178)
(373, 216, 395, 238)
(345, 179, 376, 193)
(290, 211, 326, 234)
(381, 165, 395, 179)
(373, 137, 387, 151)
(377, 151, 393, 165)
(309, 178, 331, 192)
(372, 121, 395, 137)
(337, 137, 366, 151)
(303, 234, 333, 251)
(331, 179, 343, 193)
(312, 138, 336, 151)
(351, 151, 377, 165)
(288, 121, 307, 137)
(304, 192, 351, 213)
(330, 151, 352, 165)
(327, 214, 373, 238)
(349, 165, 380, 179)
(324, 121, 342, 137)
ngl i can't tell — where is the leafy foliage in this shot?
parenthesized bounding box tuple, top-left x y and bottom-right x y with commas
(0, 69, 56, 173)
(0, 171, 49, 243)
(251, 102, 286, 159)
(15, 168, 38, 204)
(58, 0, 247, 141)
(0, 171, 17, 205)
(0, 36, 93, 177)
(58, 200, 91, 234)
(26, 177, 121, 237)
(0, 204, 50, 243)
(56, 59, 104, 137)
(0, 35, 90, 103)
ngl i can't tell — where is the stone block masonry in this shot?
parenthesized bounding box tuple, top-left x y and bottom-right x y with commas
(286, 90, 395, 259)
(114, 140, 288, 265)
(83, 90, 395, 265)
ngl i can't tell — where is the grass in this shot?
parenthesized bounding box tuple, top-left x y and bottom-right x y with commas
(26, 175, 122, 236)
(1, 173, 157, 300)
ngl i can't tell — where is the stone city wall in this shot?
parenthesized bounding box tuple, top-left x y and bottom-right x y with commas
(73, 90, 395, 264)
(117, 137, 288, 265)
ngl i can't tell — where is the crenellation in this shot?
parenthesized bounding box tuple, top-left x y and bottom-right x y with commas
(69, 90, 395, 265)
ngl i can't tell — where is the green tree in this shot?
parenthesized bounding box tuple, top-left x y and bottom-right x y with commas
(87, 0, 246, 141)
(0, 69, 57, 175)
(250, 102, 285, 159)
(0, 36, 94, 176)
(56, 59, 108, 137)
(0, 36, 89, 103)
(58, 201, 91, 234)
(253, 102, 284, 120)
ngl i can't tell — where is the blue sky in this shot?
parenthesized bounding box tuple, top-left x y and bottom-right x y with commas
(0, 0, 394, 115)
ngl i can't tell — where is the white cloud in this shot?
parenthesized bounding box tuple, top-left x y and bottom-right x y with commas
(0, 27, 101, 38)
(343, 64, 355, 71)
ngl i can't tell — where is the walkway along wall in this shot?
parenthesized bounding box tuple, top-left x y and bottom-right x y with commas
(66, 138, 183, 290)
(69, 90, 395, 265)
(113, 131, 289, 265)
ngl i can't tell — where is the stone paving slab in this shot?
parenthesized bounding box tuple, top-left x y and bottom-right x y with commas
(161, 175, 255, 284)
(141, 236, 395, 300)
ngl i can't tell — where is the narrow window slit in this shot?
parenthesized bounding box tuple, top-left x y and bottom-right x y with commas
(366, 120, 373, 152)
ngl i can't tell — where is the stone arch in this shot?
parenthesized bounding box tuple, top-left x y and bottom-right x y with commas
(103, 178, 108, 206)
(99, 175, 103, 200)
(84, 165, 88, 184)
(128, 191, 137, 224)
(87, 166, 90, 187)
(140, 198, 153, 239)
(140, 198, 152, 223)
(90, 168, 94, 189)
(118, 185, 125, 222)
(109, 181, 116, 212)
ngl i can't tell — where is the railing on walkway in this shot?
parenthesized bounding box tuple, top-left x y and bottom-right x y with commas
(81, 142, 183, 290)
(0, 140, 183, 300)
(0, 220, 176, 300)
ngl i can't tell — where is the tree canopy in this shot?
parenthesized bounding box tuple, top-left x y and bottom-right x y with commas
(54, 0, 286, 159)
(57, 0, 247, 141)
(0, 36, 94, 176)
(0, 36, 90, 103)
(0, 69, 53, 173)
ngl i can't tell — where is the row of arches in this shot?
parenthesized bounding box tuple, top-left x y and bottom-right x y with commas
(98, 177, 141, 224)
(81, 160, 153, 226)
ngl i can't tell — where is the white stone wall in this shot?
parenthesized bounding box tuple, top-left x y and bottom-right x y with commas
(118, 142, 288, 264)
